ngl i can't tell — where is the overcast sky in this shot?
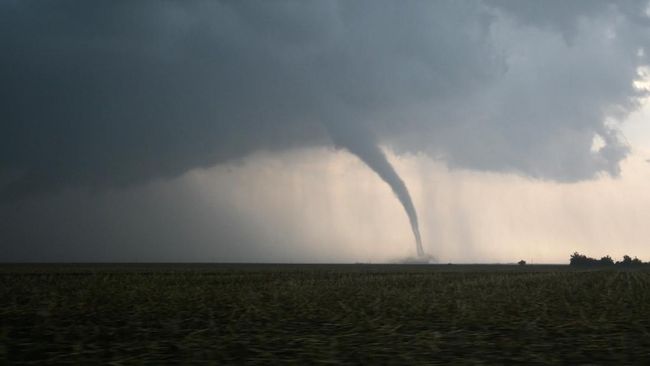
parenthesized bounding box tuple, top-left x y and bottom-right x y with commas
(2, 0, 650, 263)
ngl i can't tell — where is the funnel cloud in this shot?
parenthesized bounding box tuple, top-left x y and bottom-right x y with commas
(326, 120, 424, 256)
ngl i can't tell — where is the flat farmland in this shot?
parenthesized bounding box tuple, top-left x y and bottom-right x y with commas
(2, 264, 650, 364)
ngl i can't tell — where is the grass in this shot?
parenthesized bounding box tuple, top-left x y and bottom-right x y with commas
(2, 264, 650, 364)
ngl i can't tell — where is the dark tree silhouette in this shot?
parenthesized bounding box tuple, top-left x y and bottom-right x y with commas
(570, 252, 599, 267)
(571, 253, 647, 267)
(620, 255, 633, 266)
(599, 256, 614, 266)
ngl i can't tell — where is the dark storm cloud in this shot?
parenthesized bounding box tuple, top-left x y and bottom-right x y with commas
(488, 0, 650, 37)
(0, 1, 328, 200)
(1, 0, 649, 201)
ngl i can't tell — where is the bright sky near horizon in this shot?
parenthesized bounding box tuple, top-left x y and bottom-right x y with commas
(180, 134, 650, 264)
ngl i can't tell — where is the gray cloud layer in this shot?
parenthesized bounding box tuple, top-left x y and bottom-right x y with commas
(2, 0, 649, 201)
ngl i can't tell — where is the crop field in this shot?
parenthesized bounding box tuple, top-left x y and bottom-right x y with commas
(2, 264, 650, 364)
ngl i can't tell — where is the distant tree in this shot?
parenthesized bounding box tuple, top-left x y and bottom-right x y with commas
(572, 252, 648, 267)
(570, 252, 584, 266)
(599, 256, 614, 266)
(618, 255, 633, 266)
(570, 252, 599, 267)
(518, 260, 526, 266)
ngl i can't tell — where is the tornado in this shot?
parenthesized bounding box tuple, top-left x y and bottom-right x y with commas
(326, 121, 425, 257)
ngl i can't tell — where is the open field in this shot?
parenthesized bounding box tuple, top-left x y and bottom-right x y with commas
(2, 264, 650, 364)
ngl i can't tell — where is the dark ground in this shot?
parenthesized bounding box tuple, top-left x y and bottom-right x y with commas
(1, 264, 650, 364)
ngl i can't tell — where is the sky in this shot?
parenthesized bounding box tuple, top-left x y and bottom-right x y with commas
(2, 0, 650, 263)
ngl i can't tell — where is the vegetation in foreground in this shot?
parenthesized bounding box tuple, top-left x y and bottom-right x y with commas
(2, 264, 650, 364)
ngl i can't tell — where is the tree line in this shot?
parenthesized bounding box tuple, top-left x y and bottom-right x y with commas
(569, 252, 648, 267)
